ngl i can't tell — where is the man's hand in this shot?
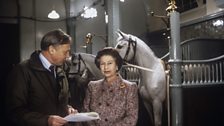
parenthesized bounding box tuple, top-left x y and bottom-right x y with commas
(48, 115, 67, 126)
(67, 105, 78, 114)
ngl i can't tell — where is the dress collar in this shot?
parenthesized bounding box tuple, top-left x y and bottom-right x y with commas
(102, 74, 123, 89)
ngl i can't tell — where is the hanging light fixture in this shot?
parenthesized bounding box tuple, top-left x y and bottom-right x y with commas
(81, 6, 97, 19)
(105, 11, 108, 24)
(48, 10, 60, 19)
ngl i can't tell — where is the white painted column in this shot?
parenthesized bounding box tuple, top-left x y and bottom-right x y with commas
(105, 0, 120, 47)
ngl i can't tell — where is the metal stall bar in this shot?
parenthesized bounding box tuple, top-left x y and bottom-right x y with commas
(167, 1, 183, 126)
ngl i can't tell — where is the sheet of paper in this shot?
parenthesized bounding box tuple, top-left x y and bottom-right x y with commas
(64, 112, 100, 122)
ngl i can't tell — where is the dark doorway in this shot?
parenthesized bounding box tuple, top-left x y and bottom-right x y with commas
(0, 23, 20, 124)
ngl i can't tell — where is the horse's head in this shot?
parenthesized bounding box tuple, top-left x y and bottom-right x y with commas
(115, 30, 137, 62)
(64, 53, 88, 80)
(65, 52, 104, 82)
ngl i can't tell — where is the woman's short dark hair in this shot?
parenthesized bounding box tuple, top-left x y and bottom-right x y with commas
(95, 47, 123, 71)
(40, 29, 72, 50)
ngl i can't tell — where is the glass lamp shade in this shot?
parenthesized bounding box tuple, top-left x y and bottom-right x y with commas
(48, 10, 60, 19)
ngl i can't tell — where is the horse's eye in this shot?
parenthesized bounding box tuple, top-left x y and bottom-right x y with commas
(117, 45, 123, 49)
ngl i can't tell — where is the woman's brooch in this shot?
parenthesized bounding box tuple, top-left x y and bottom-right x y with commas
(120, 83, 126, 89)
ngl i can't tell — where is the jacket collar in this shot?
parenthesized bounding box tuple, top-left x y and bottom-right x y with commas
(28, 50, 47, 72)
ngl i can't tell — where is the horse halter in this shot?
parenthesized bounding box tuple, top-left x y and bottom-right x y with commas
(68, 54, 87, 76)
(123, 37, 137, 62)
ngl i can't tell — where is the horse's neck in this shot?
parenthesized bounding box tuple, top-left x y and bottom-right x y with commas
(79, 54, 96, 69)
(80, 53, 95, 64)
(135, 44, 159, 68)
(80, 53, 103, 79)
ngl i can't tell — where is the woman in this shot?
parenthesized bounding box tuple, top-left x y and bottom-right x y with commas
(83, 47, 139, 126)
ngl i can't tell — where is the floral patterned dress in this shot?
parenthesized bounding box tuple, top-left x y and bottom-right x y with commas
(83, 75, 139, 126)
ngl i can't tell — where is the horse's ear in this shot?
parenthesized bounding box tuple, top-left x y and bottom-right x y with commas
(116, 29, 129, 40)
(116, 30, 123, 41)
(117, 29, 124, 38)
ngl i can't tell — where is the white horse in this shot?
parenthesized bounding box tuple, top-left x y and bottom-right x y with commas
(115, 31, 167, 126)
(64, 52, 103, 110)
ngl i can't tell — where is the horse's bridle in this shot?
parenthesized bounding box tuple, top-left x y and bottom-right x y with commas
(123, 37, 137, 62)
(77, 54, 87, 75)
(68, 53, 87, 76)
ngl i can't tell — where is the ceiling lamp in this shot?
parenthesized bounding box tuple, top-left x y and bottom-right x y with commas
(48, 10, 60, 19)
(105, 12, 108, 24)
(81, 7, 97, 19)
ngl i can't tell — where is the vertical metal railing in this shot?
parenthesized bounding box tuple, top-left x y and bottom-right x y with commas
(120, 65, 140, 85)
(181, 55, 224, 87)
